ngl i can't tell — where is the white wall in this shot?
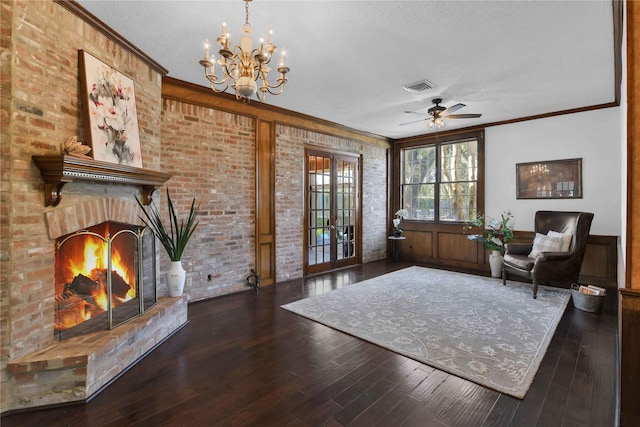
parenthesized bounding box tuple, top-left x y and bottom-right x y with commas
(485, 107, 622, 236)
(619, 2, 628, 287)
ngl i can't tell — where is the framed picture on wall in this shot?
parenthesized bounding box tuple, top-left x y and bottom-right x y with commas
(516, 158, 582, 199)
(79, 50, 143, 167)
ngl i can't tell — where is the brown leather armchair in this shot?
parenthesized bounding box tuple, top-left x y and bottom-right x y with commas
(502, 211, 594, 298)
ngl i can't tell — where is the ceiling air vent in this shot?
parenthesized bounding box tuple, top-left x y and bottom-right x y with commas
(402, 79, 436, 94)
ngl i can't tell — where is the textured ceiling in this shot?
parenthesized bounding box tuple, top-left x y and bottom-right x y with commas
(76, 0, 616, 140)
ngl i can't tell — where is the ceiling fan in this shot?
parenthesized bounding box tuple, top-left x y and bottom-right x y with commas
(400, 98, 482, 128)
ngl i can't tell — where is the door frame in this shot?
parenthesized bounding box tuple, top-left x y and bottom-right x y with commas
(303, 146, 362, 275)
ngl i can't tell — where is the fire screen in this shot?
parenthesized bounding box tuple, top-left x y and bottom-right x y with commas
(54, 221, 156, 340)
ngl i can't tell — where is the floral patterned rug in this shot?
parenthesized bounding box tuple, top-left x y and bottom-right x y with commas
(281, 266, 570, 399)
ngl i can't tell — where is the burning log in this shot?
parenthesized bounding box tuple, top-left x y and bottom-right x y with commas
(67, 270, 131, 299)
(90, 268, 131, 298)
(54, 293, 98, 331)
(56, 268, 132, 331)
(69, 273, 101, 296)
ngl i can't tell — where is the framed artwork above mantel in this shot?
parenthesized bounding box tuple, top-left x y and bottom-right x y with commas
(516, 158, 583, 199)
(79, 50, 143, 168)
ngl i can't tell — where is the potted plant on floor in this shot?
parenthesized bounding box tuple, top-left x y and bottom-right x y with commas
(136, 188, 199, 297)
(464, 211, 515, 278)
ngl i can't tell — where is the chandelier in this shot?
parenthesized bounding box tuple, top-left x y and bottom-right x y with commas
(198, 0, 290, 102)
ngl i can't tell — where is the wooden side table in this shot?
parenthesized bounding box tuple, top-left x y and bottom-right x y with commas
(388, 236, 406, 262)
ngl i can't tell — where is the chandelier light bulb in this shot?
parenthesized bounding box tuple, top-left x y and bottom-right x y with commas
(204, 40, 210, 59)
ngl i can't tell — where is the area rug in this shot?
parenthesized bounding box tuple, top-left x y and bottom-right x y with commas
(281, 266, 570, 398)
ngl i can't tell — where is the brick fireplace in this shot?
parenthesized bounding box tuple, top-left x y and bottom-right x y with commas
(1, 0, 185, 413)
(5, 196, 188, 410)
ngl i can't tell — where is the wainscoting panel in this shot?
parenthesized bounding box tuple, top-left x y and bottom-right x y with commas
(397, 229, 618, 291)
(620, 289, 640, 426)
(438, 232, 478, 263)
(580, 235, 617, 283)
(401, 231, 433, 262)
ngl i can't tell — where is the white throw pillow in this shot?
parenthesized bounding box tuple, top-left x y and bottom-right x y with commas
(528, 233, 564, 259)
(547, 230, 572, 252)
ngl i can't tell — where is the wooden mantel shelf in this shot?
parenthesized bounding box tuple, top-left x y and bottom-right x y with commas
(32, 155, 172, 207)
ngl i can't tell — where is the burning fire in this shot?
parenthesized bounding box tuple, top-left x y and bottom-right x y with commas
(66, 239, 135, 309)
(55, 231, 137, 331)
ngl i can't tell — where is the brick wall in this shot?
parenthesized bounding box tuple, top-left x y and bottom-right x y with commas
(361, 143, 389, 261)
(275, 126, 388, 280)
(0, 0, 14, 415)
(1, 0, 164, 412)
(161, 100, 256, 301)
(273, 125, 306, 280)
(160, 104, 389, 296)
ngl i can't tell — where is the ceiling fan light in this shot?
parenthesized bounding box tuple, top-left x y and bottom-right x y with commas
(401, 98, 480, 130)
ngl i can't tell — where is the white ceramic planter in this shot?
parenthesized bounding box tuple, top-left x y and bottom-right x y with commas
(167, 260, 186, 297)
(489, 250, 504, 278)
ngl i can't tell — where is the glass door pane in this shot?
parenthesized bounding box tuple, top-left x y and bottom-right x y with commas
(336, 158, 356, 261)
(305, 149, 359, 274)
(308, 155, 331, 267)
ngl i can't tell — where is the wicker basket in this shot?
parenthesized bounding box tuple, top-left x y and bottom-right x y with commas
(570, 283, 605, 313)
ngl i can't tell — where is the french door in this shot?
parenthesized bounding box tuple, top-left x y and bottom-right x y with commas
(305, 148, 360, 274)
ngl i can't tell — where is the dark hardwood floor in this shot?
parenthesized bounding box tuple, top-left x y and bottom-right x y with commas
(3, 260, 617, 427)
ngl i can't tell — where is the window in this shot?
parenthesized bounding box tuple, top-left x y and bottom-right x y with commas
(400, 136, 480, 222)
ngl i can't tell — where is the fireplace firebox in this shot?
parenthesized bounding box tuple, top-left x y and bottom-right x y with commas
(54, 221, 157, 340)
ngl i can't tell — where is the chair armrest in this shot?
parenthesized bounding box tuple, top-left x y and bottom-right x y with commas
(535, 251, 575, 262)
(532, 250, 582, 283)
(504, 243, 532, 256)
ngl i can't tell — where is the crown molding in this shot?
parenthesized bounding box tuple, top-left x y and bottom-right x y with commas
(54, 0, 168, 76)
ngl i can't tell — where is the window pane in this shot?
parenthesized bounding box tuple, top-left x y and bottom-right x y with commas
(402, 184, 435, 220)
(403, 146, 437, 184)
(440, 140, 477, 182)
(439, 182, 477, 221)
(439, 139, 477, 221)
(400, 136, 479, 224)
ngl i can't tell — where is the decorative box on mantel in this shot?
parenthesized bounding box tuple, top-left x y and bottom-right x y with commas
(32, 155, 172, 207)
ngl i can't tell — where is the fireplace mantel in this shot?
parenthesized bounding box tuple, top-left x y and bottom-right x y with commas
(32, 155, 172, 206)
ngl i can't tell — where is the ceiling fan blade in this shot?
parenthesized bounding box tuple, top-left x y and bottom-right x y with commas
(404, 110, 429, 116)
(399, 118, 428, 126)
(446, 113, 482, 119)
(443, 103, 465, 114)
